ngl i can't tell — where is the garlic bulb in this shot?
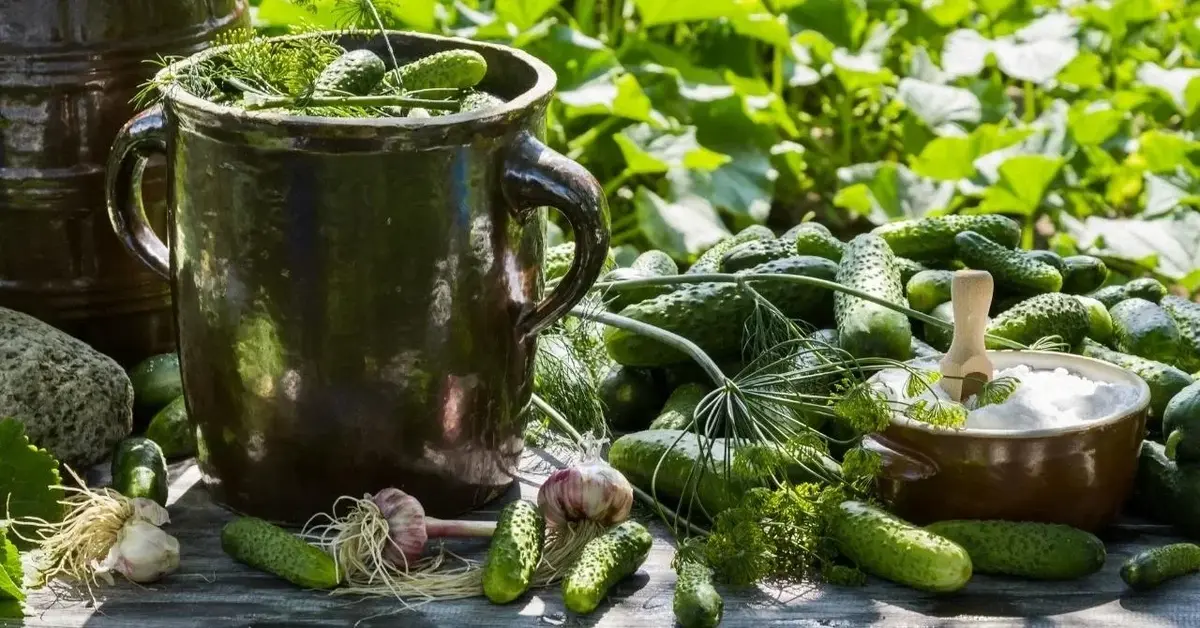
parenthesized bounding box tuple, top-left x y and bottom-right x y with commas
(93, 520, 181, 584)
(372, 488, 497, 566)
(537, 460, 634, 527)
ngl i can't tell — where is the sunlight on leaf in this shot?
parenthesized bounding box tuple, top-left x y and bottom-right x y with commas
(1136, 63, 1200, 114)
(1068, 103, 1125, 146)
(942, 29, 991, 79)
(907, 47, 948, 84)
(614, 124, 732, 175)
(732, 11, 793, 48)
(977, 155, 1065, 215)
(904, 398, 967, 428)
(904, 369, 943, 398)
(919, 0, 973, 28)
(1058, 52, 1105, 89)
(897, 78, 982, 132)
(835, 162, 955, 223)
(1063, 213, 1200, 282)
(558, 71, 667, 125)
(1143, 171, 1200, 217)
(966, 375, 1019, 410)
(495, 0, 560, 30)
(634, 0, 751, 26)
(1135, 131, 1200, 174)
(634, 183, 731, 262)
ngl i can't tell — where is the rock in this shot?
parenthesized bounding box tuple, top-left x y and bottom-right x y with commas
(0, 307, 133, 468)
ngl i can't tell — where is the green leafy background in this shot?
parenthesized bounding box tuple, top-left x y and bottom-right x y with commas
(252, 0, 1200, 292)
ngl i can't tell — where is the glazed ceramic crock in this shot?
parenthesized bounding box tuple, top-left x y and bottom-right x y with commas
(104, 31, 610, 523)
(864, 350, 1151, 532)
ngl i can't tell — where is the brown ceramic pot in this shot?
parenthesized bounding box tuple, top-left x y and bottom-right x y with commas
(864, 350, 1151, 532)
(105, 32, 610, 523)
(0, 0, 248, 367)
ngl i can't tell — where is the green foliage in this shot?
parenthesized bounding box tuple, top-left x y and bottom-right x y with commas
(0, 527, 21, 604)
(0, 419, 62, 551)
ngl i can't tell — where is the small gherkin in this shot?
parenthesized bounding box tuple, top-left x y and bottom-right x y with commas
(313, 49, 387, 96)
(482, 500, 545, 604)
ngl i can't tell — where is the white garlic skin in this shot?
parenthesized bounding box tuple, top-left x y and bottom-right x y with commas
(373, 487, 428, 566)
(537, 461, 634, 527)
(95, 520, 181, 584)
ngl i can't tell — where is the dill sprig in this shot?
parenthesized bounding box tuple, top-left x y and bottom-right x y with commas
(966, 375, 1021, 410)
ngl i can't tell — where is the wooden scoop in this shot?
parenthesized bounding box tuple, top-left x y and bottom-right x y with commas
(940, 270, 994, 402)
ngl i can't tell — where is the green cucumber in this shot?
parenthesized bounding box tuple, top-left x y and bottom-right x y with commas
(383, 49, 488, 92)
(1024, 250, 1065, 272)
(1061, 256, 1109, 294)
(720, 238, 795, 272)
(830, 501, 972, 593)
(314, 49, 387, 96)
(483, 500, 545, 604)
(672, 553, 723, 628)
(145, 396, 196, 459)
(221, 517, 341, 589)
(1080, 339, 1193, 418)
(955, 231, 1062, 294)
(603, 250, 678, 311)
(1164, 381, 1200, 463)
(793, 226, 845, 261)
(1132, 441, 1200, 539)
(648, 383, 710, 431)
(1109, 298, 1181, 364)
(111, 437, 169, 506)
(687, 225, 774, 274)
(870, 214, 1021, 261)
(563, 521, 653, 614)
(607, 429, 841, 517)
(606, 256, 838, 367)
(632, 250, 679, 276)
(923, 301, 956, 352)
(1074, 295, 1113, 344)
(905, 270, 955, 314)
(923, 520, 1105, 580)
(1121, 543, 1200, 591)
(895, 257, 930, 285)
(129, 352, 183, 418)
(984, 293, 1089, 349)
(598, 364, 668, 432)
(1161, 295, 1200, 373)
(460, 90, 505, 112)
(545, 243, 617, 281)
(782, 222, 831, 239)
(834, 234, 912, 361)
(1088, 277, 1168, 308)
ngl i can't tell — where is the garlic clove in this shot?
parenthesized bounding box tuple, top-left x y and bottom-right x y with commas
(94, 520, 181, 584)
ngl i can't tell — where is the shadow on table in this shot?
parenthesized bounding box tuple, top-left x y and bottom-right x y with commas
(859, 573, 1121, 621)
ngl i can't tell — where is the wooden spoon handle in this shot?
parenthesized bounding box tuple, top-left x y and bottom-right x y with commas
(940, 270, 995, 401)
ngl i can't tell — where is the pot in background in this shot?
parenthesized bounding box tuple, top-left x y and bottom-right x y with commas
(0, 0, 249, 367)
(864, 350, 1150, 532)
(106, 32, 610, 523)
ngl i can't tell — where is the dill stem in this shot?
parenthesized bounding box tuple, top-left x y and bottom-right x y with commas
(241, 95, 459, 111)
(568, 308, 728, 385)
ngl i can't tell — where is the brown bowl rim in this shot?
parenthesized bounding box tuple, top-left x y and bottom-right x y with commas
(869, 349, 1152, 439)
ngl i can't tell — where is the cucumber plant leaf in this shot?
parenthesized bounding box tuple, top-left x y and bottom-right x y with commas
(896, 78, 982, 133)
(1143, 171, 1200, 217)
(633, 0, 749, 26)
(633, 182, 730, 262)
(0, 419, 62, 551)
(614, 124, 731, 175)
(1063, 213, 1200, 285)
(834, 162, 955, 223)
(558, 71, 667, 126)
(494, 0, 560, 30)
(1136, 63, 1200, 114)
(977, 154, 1065, 216)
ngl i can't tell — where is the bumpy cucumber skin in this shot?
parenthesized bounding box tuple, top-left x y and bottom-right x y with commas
(314, 49, 387, 95)
(985, 293, 1089, 349)
(870, 214, 1021, 261)
(1074, 295, 1114, 344)
(924, 520, 1105, 580)
(460, 90, 505, 112)
(1025, 250, 1065, 272)
(607, 430, 841, 517)
(895, 257, 930, 285)
(129, 353, 183, 415)
(1110, 298, 1181, 364)
(545, 243, 617, 281)
(383, 49, 488, 92)
(111, 437, 169, 506)
(1061, 256, 1109, 294)
(483, 500, 545, 604)
(955, 231, 1062, 294)
(649, 383, 709, 431)
(834, 234, 912, 361)
(720, 238, 795, 272)
(1132, 441, 1200, 538)
(906, 270, 955, 314)
(831, 501, 972, 593)
(221, 517, 341, 589)
(563, 521, 653, 614)
(783, 222, 832, 239)
(603, 267, 674, 312)
(1088, 277, 1169, 308)
(1080, 339, 1193, 417)
(1121, 543, 1200, 591)
(673, 558, 723, 628)
(145, 396, 196, 459)
(632, 250, 679, 276)
(1163, 381, 1200, 463)
(687, 226, 774, 274)
(1162, 296, 1200, 373)
(793, 227, 846, 262)
(924, 301, 956, 352)
(606, 257, 838, 366)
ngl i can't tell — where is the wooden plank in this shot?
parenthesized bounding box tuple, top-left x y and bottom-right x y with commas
(7, 452, 1200, 628)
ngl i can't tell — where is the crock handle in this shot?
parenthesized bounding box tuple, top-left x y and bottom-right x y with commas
(106, 104, 170, 279)
(503, 131, 611, 338)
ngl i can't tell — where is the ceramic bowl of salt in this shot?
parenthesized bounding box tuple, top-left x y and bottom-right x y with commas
(864, 350, 1151, 532)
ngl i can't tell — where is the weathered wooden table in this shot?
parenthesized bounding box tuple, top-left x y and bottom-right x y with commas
(7, 449, 1200, 628)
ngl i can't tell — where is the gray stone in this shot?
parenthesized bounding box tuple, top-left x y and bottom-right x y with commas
(0, 307, 133, 468)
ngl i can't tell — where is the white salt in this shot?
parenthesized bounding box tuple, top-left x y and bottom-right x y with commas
(873, 363, 1141, 431)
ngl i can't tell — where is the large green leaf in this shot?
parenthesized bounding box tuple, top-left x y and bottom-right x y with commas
(785, 0, 867, 50)
(834, 162, 955, 224)
(732, 11, 793, 47)
(973, 100, 1071, 183)
(977, 155, 1065, 215)
(0, 419, 62, 550)
(916, 0, 972, 28)
(684, 88, 780, 225)
(1136, 63, 1200, 114)
(907, 47, 948, 84)
(829, 11, 904, 90)
(896, 78, 982, 133)
(941, 29, 991, 79)
(1143, 171, 1200, 217)
(1064, 213, 1200, 285)
(634, 184, 731, 261)
(558, 71, 667, 125)
(634, 0, 749, 25)
(1135, 131, 1200, 174)
(522, 25, 619, 90)
(910, 125, 1029, 181)
(1068, 103, 1125, 146)
(614, 124, 731, 174)
(0, 528, 21, 603)
(1058, 52, 1106, 89)
(495, 0, 560, 29)
(941, 14, 1079, 85)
